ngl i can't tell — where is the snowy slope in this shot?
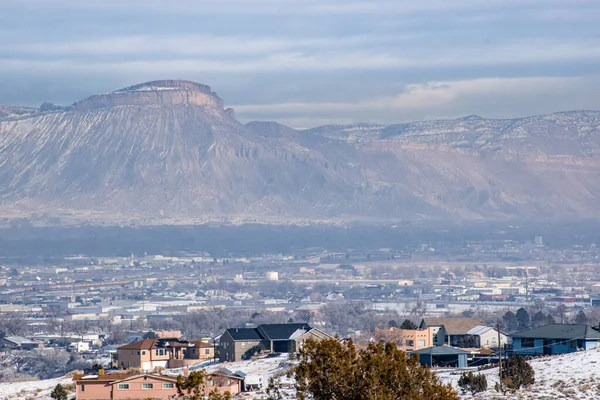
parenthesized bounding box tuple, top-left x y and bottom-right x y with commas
(437, 348, 600, 399)
(0, 376, 72, 400)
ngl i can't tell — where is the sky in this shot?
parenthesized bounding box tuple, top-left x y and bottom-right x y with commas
(2, 0, 600, 127)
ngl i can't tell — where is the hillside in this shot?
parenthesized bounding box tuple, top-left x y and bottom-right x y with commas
(437, 349, 600, 399)
(1, 81, 600, 225)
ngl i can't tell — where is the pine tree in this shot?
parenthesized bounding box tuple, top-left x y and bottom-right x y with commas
(495, 356, 535, 394)
(516, 308, 530, 330)
(293, 338, 459, 400)
(575, 310, 588, 324)
(458, 371, 487, 395)
(50, 384, 68, 400)
(502, 311, 519, 332)
(532, 311, 546, 327)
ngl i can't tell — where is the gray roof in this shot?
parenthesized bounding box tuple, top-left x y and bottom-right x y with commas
(3, 336, 39, 345)
(257, 323, 312, 341)
(225, 328, 263, 341)
(512, 324, 600, 340)
(410, 346, 469, 356)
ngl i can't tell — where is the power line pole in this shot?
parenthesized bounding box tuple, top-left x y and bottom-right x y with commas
(497, 323, 503, 392)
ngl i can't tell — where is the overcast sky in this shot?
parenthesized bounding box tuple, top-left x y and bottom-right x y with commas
(2, 0, 600, 127)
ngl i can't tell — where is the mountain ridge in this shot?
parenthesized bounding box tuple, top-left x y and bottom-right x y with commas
(1, 80, 599, 226)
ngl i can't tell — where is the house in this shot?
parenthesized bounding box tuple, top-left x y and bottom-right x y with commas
(0, 336, 44, 350)
(219, 328, 264, 363)
(410, 346, 469, 368)
(374, 326, 435, 351)
(184, 340, 215, 362)
(219, 323, 332, 362)
(466, 325, 509, 348)
(511, 324, 600, 356)
(117, 337, 214, 371)
(419, 318, 484, 346)
(74, 371, 243, 399)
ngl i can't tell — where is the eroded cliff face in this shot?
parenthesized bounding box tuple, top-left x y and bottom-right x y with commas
(71, 80, 225, 111)
(1, 81, 600, 225)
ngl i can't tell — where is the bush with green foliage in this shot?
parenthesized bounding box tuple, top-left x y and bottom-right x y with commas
(176, 370, 232, 400)
(494, 356, 535, 394)
(458, 371, 487, 395)
(292, 338, 459, 400)
(50, 383, 68, 400)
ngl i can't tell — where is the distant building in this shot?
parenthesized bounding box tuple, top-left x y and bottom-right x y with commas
(0, 336, 44, 350)
(374, 326, 435, 351)
(419, 318, 484, 347)
(266, 271, 279, 281)
(466, 325, 508, 348)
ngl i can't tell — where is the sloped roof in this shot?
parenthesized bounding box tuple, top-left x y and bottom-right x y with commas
(117, 339, 157, 350)
(225, 328, 264, 341)
(467, 325, 495, 336)
(257, 323, 312, 340)
(74, 373, 179, 384)
(421, 318, 484, 335)
(410, 346, 469, 356)
(3, 336, 40, 345)
(512, 324, 600, 340)
(189, 340, 213, 348)
(117, 337, 187, 350)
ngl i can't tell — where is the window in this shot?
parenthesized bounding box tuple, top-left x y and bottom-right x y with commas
(142, 383, 153, 389)
(397, 340, 403, 346)
(205, 348, 211, 354)
(141, 351, 146, 355)
(163, 383, 174, 389)
(81, 384, 85, 392)
(417, 340, 425, 347)
(207, 380, 214, 386)
(117, 384, 130, 390)
(521, 338, 535, 347)
(406, 340, 414, 347)
(226, 379, 232, 385)
(241, 342, 246, 348)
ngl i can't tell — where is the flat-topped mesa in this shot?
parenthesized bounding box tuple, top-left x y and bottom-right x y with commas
(71, 80, 225, 111)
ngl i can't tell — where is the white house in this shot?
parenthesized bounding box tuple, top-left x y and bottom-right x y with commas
(467, 325, 509, 348)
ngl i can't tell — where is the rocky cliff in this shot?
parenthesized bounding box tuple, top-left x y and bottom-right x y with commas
(70, 80, 225, 111)
(1, 81, 599, 225)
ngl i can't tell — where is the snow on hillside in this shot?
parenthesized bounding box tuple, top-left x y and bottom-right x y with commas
(5, 349, 600, 399)
(0, 376, 72, 400)
(437, 348, 600, 399)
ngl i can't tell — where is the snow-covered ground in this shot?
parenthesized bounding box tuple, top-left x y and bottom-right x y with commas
(0, 376, 72, 400)
(437, 348, 600, 399)
(5, 349, 600, 399)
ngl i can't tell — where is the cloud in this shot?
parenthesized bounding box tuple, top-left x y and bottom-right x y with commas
(231, 76, 600, 127)
(6, 0, 598, 15)
(2, 37, 600, 75)
(0, 0, 599, 126)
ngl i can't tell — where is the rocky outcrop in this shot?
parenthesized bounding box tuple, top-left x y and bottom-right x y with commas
(71, 80, 225, 111)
